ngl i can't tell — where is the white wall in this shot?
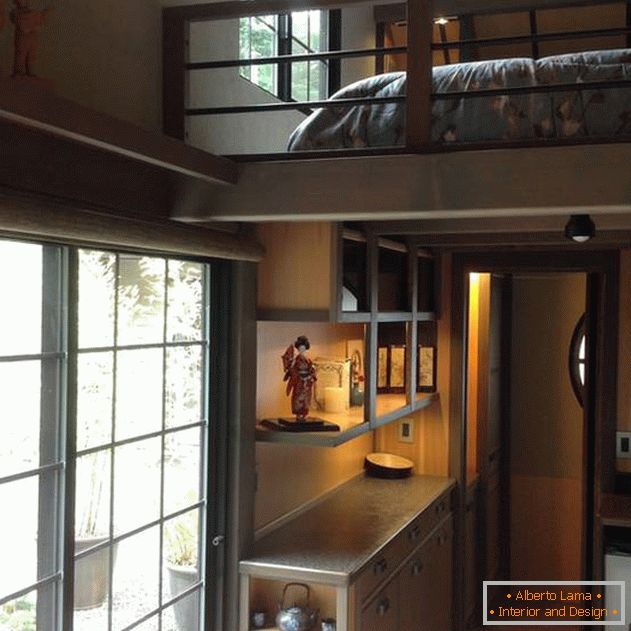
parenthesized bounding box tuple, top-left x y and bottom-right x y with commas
(0, 0, 162, 131)
(185, 4, 377, 155)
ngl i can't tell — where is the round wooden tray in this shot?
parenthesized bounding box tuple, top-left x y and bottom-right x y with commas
(364, 452, 414, 479)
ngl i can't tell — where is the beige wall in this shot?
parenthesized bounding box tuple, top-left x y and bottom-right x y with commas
(510, 273, 585, 580)
(255, 321, 373, 530)
(0, 0, 162, 131)
(376, 254, 452, 477)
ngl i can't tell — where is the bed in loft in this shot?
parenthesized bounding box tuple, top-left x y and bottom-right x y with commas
(287, 49, 631, 151)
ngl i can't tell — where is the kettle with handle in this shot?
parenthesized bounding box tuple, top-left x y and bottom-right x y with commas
(276, 582, 319, 631)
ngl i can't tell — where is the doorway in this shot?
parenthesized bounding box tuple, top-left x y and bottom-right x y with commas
(450, 251, 619, 631)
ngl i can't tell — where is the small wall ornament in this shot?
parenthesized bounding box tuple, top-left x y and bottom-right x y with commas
(10, 0, 53, 78)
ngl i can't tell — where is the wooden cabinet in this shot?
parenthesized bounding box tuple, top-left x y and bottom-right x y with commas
(239, 477, 455, 631)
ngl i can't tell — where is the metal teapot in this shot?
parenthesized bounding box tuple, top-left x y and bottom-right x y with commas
(276, 583, 319, 631)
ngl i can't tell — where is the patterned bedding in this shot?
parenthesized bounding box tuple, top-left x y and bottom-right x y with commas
(287, 49, 631, 150)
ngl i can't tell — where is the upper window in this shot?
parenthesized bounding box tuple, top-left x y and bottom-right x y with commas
(0, 240, 215, 631)
(569, 313, 586, 407)
(239, 11, 332, 102)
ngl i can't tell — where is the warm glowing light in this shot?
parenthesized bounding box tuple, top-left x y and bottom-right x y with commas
(434, 17, 450, 25)
(469, 272, 480, 283)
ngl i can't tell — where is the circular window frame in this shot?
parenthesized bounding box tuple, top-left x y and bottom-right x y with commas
(569, 313, 587, 407)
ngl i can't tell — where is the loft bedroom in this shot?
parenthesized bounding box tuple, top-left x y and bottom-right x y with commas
(156, 0, 631, 224)
(164, 0, 631, 159)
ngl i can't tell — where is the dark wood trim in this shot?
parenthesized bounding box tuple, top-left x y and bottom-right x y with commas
(627, 0, 631, 49)
(0, 80, 237, 185)
(163, 10, 188, 141)
(405, 0, 434, 149)
(375, 22, 386, 75)
(164, 0, 628, 21)
(449, 252, 467, 631)
(409, 231, 631, 248)
(0, 191, 265, 262)
(222, 261, 258, 631)
(374, 2, 406, 25)
(529, 10, 540, 58)
(498, 275, 512, 579)
(328, 10, 342, 96)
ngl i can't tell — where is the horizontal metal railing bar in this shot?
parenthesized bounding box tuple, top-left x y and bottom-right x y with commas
(187, 77, 631, 116)
(0, 462, 63, 487)
(120, 582, 203, 631)
(77, 339, 206, 354)
(431, 25, 631, 49)
(433, 78, 631, 99)
(75, 420, 207, 458)
(0, 351, 65, 363)
(74, 500, 206, 561)
(186, 25, 631, 71)
(187, 45, 408, 70)
(186, 95, 405, 115)
(0, 573, 62, 608)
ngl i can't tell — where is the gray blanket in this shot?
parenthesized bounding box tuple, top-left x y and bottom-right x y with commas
(288, 49, 631, 150)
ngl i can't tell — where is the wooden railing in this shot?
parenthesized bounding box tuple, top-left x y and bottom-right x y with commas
(163, 0, 631, 158)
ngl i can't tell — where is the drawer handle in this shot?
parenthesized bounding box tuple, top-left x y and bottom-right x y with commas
(409, 525, 422, 542)
(373, 558, 388, 575)
(412, 560, 423, 576)
(376, 598, 390, 617)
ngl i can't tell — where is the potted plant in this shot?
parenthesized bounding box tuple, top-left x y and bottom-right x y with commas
(165, 513, 200, 631)
(74, 452, 117, 610)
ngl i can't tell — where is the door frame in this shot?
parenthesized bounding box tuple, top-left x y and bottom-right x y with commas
(448, 250, 619, 631)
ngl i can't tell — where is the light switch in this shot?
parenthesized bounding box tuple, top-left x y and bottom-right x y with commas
(616, 431, 631, 459)
(398, 418, 415, 444)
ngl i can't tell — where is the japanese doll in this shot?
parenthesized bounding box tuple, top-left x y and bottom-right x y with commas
(282, 335, 317, 421)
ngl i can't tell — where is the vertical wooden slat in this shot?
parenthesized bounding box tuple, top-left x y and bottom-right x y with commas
(406, 0, 434, 150)
(163, 10, 188, 140)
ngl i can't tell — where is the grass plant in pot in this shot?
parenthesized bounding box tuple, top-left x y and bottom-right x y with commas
(74, 452, 117, 610)
(165, 511, 200, 631)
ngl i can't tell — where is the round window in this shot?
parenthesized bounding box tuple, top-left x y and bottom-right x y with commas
(569, 314, 586, 407)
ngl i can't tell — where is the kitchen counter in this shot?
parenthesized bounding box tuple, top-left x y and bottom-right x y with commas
(240, 474, 455, 586)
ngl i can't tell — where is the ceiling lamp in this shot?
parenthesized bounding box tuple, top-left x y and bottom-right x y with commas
(564, 214, 595, 243)
(434, 17, 450, 25)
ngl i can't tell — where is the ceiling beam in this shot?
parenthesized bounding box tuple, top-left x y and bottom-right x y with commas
(172, 144, 631, 222)
(0, 79, 238, 186)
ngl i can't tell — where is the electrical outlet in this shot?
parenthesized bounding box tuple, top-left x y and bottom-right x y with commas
(616, 431, 631, 459)
(398, 418, 415, 444)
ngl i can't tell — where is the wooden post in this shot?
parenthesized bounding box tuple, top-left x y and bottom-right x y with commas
(406, 0, 434, 150)
(163, 9, 188, 140)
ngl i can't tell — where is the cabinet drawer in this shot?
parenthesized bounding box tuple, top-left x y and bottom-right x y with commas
(356, 533, 407, 603)
(360, 581, 399, 631)
(403, 490, 451, 553)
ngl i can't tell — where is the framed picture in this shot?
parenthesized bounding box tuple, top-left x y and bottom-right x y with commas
(418, 345, 437, 393)
(377, 345, 406, 394)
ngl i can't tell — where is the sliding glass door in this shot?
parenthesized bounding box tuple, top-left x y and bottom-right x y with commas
(0, 240, 218, 631)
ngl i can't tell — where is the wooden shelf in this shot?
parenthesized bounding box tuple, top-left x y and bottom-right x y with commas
(256, 408, 370, 448)
(601, 493, 631, 528)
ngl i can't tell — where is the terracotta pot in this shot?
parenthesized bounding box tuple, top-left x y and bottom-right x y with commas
(74, 536, 118, 610)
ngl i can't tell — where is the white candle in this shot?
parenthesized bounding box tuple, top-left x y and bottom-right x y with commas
(324, 386, 346, 413)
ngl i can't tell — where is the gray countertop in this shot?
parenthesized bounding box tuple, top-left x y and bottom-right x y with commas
(240, 474, 455, 585)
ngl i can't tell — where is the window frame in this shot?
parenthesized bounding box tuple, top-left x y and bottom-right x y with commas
(238, 10, 341, 102)
(569, 312, 587, 407)
(0, 239, 227, 631)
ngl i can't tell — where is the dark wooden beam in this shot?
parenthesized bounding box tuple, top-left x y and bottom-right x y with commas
(0, 79, 238, 185)
(164, 0, 631, 21)
(0, 191, 264, 262)
(163, 9, 188, 141)
(406, 0, 434, 149)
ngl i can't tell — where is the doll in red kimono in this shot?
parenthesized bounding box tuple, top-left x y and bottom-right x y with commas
(282, 335, 317, 421)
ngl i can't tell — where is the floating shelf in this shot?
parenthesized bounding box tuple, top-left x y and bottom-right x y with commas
(255, 393, 439, 448)
(256, 410, 370, 448)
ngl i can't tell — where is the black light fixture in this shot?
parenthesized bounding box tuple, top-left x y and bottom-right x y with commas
(564, 214, 596, 243)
